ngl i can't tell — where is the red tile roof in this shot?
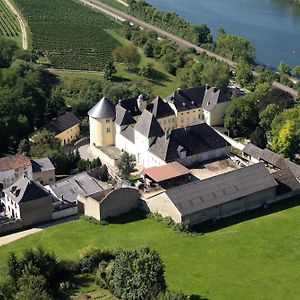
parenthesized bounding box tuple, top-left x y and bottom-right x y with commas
(143, 162, 190, 183)
(0, 154, 31, 172)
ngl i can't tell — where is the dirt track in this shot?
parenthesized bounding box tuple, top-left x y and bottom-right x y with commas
(3, 0, 28, 50)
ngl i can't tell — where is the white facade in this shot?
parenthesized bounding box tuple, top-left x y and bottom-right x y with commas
(1, 193, 21, 219)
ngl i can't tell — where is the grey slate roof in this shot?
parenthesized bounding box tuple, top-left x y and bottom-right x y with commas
(165, 87, 206, 112)
(31, 158, 55, 173)
(4, 177, 49, 204)
(119, 97, 143, 117)
(273, 168, 300, 194)
(243, 143, 264, 159)
(45, 112, 80, 134)
(120, 125, 135, 143)
(134, 110, 164, 138)
(149, 123, 227, 162)
(165, 163, 278, 217)
(201, 87, 230, 112)
(50, 172, 103, 202)
(88, 97, 116, 119)
(147, 96, 175, 119)
(244, 144, 300, 181)
(115, 105, 136, 126)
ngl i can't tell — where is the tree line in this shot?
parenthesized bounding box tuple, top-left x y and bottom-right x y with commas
(0, 245, 197, 299)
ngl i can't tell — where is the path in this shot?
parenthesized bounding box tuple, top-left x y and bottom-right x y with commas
(81, 0, 299, 98)
(0, 216, 78, 247)
(3, 0, 28, 50)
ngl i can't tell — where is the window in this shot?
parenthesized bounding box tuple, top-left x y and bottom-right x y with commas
(106, 119, 110, 123)
(198, 114, 201, 119)
(106, 128, 111, 133)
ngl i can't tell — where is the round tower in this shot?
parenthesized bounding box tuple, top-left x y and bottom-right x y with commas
(88, 97, 116, 147)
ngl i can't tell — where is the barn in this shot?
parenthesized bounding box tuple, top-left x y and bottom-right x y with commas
(143, 163, 278, 225)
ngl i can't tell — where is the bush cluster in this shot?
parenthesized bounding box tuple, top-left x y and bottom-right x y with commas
(147, 212, 190, 233)
(80, 215, 109, 226)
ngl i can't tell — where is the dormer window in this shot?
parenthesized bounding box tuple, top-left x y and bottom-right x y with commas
(207, 101, 210, 106)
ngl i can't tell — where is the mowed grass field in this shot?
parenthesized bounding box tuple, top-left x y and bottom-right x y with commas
(0, 0, 21, 45)
(1, 204, 300, 299)
(13, 0, 120, 70)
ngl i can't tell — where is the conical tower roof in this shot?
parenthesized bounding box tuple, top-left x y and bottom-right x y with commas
(88, 97, 115, 119)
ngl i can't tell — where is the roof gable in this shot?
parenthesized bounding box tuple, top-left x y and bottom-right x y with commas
(4, 177, 49, 203)
(134, 110, 164, 138)
(115, 105, 136, 126)
(202, 87, 230, 112)
(149, 96, 175, 119)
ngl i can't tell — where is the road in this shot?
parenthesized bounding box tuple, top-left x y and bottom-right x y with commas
(0, 215, 78, 247)
(81, 0, 298, 98)
(3, 0, 28, 50)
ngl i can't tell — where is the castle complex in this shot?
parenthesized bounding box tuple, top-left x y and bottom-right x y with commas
(88, 86, 231, 168)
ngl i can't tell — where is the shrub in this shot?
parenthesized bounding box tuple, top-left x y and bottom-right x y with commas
(147, 213, 190, 233)
(97, 247, 166, 299)
(80, 215, 109, 225)
(78, 246, 115, 273)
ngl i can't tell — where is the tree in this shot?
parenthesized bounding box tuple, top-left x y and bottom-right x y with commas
(270, 106, 300, 159)
(192, 24, 212, 45)
(104, 61, 117, 81)
(250, 127, 267, 149)
(112, 44, 141, 68)
(98, 247, 166, 299)
(224, 94, 259, 136)
(292, 65, 300, 77)
(30, 130, 61, 158)
(271, 120, 298, 159)
(15, 273, 51, 300)
(117, 151, 136, 180)
(278, 60, 291, 75)
(259, 103, 280, 132)
(236, 59, 252, 87)
(143, 42, 154, 57)
(139, 63, 155, 78)
(201, 60, 230, 92)
(215, 30, 255, 63)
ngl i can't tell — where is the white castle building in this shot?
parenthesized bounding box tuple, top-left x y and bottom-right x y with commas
(88, 86, 231, 168)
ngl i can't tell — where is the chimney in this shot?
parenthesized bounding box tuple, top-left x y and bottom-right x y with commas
(164, 130, 169, 141)
(118, 99, 122, 104)
(137, 93, 147, 111)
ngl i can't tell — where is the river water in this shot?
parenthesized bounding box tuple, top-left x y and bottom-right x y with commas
(146, 0, 300, 68)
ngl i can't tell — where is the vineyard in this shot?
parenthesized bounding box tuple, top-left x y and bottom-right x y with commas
(0, 0, 20, 41)
(13, 0, 120, 70)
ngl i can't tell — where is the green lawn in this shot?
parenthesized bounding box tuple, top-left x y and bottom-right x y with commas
(1, 204, 300, 299)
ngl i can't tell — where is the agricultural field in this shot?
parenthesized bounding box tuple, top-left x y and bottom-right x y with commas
(0, 0, 20, 43)
(13, 0, 121, 70)
(2, 202, 300, 299)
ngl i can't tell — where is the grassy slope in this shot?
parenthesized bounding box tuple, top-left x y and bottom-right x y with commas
(1, 205, 300, 299)
(51, 31, 180, 98)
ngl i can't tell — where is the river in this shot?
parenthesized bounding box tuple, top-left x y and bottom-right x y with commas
(146, 0, 300, 68)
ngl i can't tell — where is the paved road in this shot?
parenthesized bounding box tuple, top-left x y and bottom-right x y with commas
(82, 0, 298, 97)
(0, 216, 78, 247)
(4, 0, 28, 50)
